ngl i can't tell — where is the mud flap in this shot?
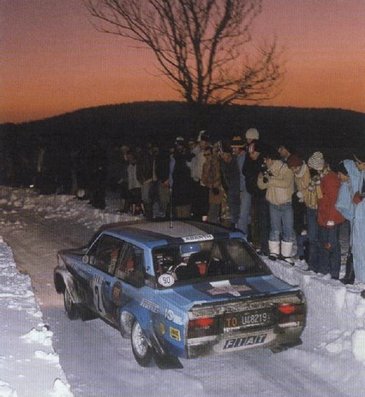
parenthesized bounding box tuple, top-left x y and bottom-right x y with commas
(153, 351, 183, 369)
(270, 338, 302, 353)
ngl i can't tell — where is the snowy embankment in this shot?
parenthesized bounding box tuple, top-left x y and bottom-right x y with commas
(267, 259, 365, 363)
(0, 186, 365, 397)
(0, 237, 72, 397)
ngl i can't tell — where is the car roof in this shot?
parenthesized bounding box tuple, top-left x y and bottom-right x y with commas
(100, 220, 243, 248)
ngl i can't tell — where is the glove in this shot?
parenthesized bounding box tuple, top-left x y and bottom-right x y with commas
(353, 192, 363, 205)
(326, 220, 335, 227)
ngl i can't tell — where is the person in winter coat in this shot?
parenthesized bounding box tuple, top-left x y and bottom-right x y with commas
(189, 131, 210, 220)
(257, 151, 295, 263)
(287, 153, 310, 262)
(308, 152, 344, 279)
(172, 139, 194, 218)
(220, 143, 241, 228)
(335, 161, 355, 284)
(231, 135, 251, 238)
(340, 155, 365, 283)
(243, 141, 271, 256)
(201, 146, 223, 223)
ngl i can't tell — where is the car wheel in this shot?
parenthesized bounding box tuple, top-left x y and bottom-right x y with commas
(63, 288, 80, 320)
(131, 320, 153, 367)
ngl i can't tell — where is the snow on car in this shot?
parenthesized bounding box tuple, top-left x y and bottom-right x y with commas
(54, 221, 306, 368)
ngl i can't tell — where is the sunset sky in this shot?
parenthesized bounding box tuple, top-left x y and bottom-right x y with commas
(1, 0, 364, 124)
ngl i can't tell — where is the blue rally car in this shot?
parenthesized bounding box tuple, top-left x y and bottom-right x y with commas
(54, 221, 306, 368)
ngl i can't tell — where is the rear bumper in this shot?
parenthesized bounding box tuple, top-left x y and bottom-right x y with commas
(186, 324, 304, 358)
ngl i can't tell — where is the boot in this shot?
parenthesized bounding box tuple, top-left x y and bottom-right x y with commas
(268, 241, 280, 261)
(340, 252, 355, 285)
(281, 241, 294, 265)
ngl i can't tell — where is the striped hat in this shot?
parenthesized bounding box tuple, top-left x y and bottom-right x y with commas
(231, 135, 245, 148)
(308, 151, 325, 171)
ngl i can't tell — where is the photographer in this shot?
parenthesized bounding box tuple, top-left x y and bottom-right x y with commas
(243, 141, 272, 256)
(258, 150, 295, 263)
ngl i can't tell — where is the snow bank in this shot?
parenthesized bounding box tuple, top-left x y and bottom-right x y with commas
(0, 186, 138, 231)
(266, 259, 365, 364)
(0, 238, 73, 397)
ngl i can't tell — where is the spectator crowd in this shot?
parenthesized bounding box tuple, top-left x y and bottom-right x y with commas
(12, 128, 365, 285)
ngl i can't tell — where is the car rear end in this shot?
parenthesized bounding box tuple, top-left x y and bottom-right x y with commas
(186, 291, 306, 358)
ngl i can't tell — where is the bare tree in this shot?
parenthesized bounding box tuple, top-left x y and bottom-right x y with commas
(85, 0, 283, 105)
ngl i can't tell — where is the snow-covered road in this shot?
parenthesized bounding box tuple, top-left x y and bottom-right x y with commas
(1, 187, 365, 397)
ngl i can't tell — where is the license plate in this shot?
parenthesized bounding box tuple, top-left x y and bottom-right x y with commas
(224, 309, 272, 330)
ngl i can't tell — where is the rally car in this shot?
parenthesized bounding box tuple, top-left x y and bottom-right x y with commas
(54, 221, 306, 368)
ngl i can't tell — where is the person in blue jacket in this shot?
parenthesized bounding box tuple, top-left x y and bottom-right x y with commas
(335, 161, 355, 283)
(340, 155, 365, 283)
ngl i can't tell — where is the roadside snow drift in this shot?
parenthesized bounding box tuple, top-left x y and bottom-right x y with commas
(0, 237, 73, 397)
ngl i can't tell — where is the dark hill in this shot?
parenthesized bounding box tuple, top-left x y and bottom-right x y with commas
(1, 101, 364, 171)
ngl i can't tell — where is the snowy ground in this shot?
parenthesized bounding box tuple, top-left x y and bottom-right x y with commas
(0, 237, 72, 397)
(1, 186, 365, 397)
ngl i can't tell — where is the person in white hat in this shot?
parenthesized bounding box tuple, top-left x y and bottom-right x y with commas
(245, 128, 260, 144)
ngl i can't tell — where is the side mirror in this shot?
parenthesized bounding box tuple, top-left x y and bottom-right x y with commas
(82, 255, 95, 265)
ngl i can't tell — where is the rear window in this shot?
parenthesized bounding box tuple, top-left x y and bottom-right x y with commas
(153, 239, 270, 287)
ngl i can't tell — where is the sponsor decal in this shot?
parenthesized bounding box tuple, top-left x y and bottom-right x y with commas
(223, 334, 267, 350)
(91, 276, 106, 315)
(207, 281, 251, 297)
(169, 327, 181, 341)
(140, 298, 160, 314)
(182, 234, 214, 243)
(164, 309, 183, 325)
(158, 273, 175, 287)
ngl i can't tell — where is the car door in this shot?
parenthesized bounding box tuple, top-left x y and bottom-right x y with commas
(85, 233, 124, 322)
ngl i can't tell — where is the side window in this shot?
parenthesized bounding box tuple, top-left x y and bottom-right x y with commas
(88, 235, 123, 274)
(115, 243, 145, 287)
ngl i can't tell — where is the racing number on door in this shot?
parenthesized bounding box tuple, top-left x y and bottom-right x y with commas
(91, 276, 106, 315)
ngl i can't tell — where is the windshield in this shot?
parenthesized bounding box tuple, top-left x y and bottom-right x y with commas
(153, 238, 270, 287)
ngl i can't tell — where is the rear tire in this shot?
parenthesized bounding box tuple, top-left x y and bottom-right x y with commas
(131, 320, 153, 367)
(63, 288, 80, 320)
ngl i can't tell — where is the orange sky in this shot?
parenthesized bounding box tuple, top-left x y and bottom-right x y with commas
(1, 0, 364, 123)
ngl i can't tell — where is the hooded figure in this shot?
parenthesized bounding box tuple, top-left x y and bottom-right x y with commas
(342, 158, 365, 283)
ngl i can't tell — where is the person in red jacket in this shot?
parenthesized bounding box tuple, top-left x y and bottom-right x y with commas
(308, 152, 345, 278)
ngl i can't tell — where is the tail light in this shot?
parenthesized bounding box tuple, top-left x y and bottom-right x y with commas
(188, 316, 220, 338)
(278, 303, 302, 315)
(277, 303, 305, 327)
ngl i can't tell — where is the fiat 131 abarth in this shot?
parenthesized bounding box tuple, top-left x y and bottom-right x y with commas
(54, 221, 306, 368)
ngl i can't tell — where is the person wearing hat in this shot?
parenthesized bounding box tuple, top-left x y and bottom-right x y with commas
(338, 154, 365, 283)
(307, 152, 344, 278)
(231, 135, 251, 238)
(245, 128, 260, 145)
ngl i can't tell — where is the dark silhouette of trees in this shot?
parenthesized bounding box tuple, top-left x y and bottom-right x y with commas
(85, 0, 283, 105)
